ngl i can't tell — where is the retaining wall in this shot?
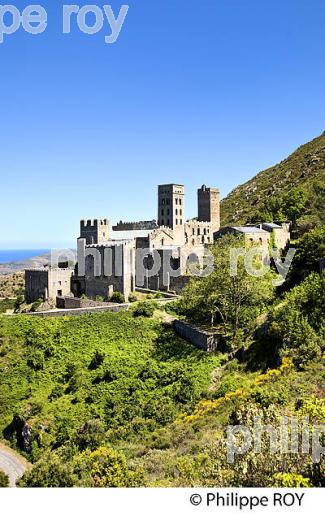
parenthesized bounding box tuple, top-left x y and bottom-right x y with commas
(173, 320, 221, 352)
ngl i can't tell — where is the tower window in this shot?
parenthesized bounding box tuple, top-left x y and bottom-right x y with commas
(176, 219, 178, 225)
(161, 209, 164, 215)
(180, 209, 182, 216)
(175, 209, 178, 215)
(180, 219, 183, 225)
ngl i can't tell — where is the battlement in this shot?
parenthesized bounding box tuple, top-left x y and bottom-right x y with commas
(81, 218, 108, 228)
(113, 219, 158, 231)
(80, 217, 109, 245)
(198, 185, 220, 194)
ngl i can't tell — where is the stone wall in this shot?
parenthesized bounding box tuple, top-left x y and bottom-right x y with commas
(48, 269, 74, 300)
(25, 268, 73, 303)
(25, 269, 48, 303)
(77, 239, 135, 301)
(173, 320, 221, 352)
(30, 303, 130, 318)
(56, 296, 115, 309)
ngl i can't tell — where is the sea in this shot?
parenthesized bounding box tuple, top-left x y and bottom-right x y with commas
(0, 250, 48, 264)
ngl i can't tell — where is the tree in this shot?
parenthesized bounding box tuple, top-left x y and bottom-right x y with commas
(270, 273, 325, 366)
(286, 226, 325, 286)
(179, 235, 275, 347)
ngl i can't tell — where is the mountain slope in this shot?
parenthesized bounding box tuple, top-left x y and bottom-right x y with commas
(220, 132, 325, 227)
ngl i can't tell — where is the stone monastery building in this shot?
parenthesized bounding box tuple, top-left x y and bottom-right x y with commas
(25, 184, 290, 305)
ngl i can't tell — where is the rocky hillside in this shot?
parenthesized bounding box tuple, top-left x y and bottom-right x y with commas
(0, 272, 24, 299)
(221, 132, 325, 229)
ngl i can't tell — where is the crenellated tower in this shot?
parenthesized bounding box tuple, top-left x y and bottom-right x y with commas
(79, 218, 109, 245)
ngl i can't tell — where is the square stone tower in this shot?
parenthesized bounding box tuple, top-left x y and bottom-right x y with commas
(158, 184, 185, 229)
(80, 218, 109, 245)
(198, 185, 220, 232)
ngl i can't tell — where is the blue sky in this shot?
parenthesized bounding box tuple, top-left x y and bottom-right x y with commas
(1, 0, 325, 248)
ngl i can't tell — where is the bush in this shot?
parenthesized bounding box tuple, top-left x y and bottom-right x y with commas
(0, 470, 9, 487)
(110, 292, 125, 304)
(18, 454, 76, 487)
(128, 292, 139, 303)
(27, 349, 45, 371)
(133, 301, 158, 318)
(30, 299, 43, 313)
(75, 419, 106, 451)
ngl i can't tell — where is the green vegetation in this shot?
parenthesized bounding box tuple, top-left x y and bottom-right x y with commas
(179, 235, 275, 347)
(221, 132, 325, 234)
(1, 134, 324, 488)
(0, 312, 221, 486)
(0, 299, 16, 314)
(133, 301, 158, 318)
(110, 291, 125, 304)
(0, 470, 9, 487)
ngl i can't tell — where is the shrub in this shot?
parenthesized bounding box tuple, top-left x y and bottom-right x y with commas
(128, 292, 139, 303)
(0, 470, 9, 487)
(30, 299, 43, 313)
(75, 419, 106, 452)
(18, 454, 76, 487)
(110, 292, 125, 304)
(27, 349, 45, 371)
(133, 301, 158, 318)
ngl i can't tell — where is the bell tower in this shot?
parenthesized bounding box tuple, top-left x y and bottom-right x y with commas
(158, 184, 185, 229)
(198, 185, 220, 232)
